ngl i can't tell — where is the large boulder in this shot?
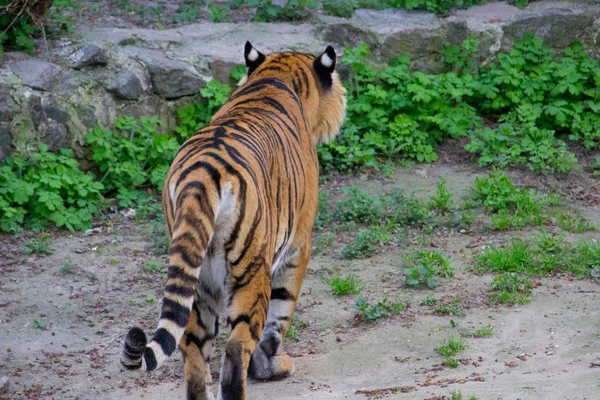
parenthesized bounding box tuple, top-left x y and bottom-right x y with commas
(0, 126, 11, 161)
(502, 8, 597, 50)
(8, 60, 65, 91)
(123, 47, 205, 99)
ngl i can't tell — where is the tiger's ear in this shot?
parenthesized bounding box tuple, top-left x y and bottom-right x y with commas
(313, 45, 336, 89)
(244, 41, 266, 76)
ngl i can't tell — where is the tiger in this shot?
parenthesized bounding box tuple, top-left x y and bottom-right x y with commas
(120, 41, 347, 400)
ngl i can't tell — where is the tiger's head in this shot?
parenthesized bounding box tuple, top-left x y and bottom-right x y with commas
(238, 41, 347, 144)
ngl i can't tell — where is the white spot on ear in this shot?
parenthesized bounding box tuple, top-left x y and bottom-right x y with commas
(320, 52, 333, 68)
(248, 48, 259, 62)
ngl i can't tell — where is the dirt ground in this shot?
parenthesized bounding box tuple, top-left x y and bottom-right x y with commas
(1, 161, 600, 400)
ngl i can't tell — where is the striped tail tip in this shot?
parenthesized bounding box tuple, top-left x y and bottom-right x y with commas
(121, 326, 147, 370)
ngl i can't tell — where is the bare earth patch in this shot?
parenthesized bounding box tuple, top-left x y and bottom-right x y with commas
(1, 163, 599, 400)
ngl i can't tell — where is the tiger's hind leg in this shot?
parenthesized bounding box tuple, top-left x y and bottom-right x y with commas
(248, 243, 310, 381)
(218, 256, 271, 400)
(181, 283, 223, 400)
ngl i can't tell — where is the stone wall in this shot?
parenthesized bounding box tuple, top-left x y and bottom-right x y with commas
(1, 0, 599, 161)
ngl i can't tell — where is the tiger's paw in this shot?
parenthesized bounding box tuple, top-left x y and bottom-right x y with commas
(248, 350, 295, 381)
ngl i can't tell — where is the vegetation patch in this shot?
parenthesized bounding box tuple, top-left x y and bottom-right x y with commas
(324, 274, 365, 296)
(403, 250, 453, 288)
(475, 233, 600, 279)
(353, 297, 408, 322)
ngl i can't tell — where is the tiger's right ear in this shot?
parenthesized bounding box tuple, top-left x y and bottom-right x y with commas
(244, 41, 266, 76)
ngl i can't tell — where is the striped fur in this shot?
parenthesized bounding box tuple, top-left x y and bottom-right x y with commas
(121, 42, 346, 400)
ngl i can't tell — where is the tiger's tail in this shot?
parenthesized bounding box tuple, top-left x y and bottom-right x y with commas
(121, 183, 217, 371)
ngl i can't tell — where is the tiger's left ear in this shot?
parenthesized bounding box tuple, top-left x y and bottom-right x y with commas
(313, 46, 337, 89)
(244, 41, 266, 76)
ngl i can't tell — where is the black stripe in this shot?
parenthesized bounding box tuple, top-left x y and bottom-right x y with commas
(153, 327, 177, 356)
(230, 314, 251, 331)
(160, 298, 191, 328)
(167, 265, 197, 284)
(270, 287, 296, 302)
(144, 347, 158, 371)
(165, 283, 197, 298)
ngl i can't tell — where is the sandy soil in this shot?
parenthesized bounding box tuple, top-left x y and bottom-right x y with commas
(1, 163, 599, 400)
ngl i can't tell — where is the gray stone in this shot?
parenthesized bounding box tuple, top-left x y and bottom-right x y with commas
(208, 60, 239, 85)
(106, 70, 142, 100)
(76, 105, 98, 129)
(441, 18, 468, 47)
(123, 47, 205, 99)
(9, 60, 65, 91)
(0, 84, 20, 123)
(382, 29, 438, 61)
(319, 24, 379, 50)
(0, 126, 11, 161)
(41, 105, 71, 124)
(69, 44, 109, 69)
(39, 120, 68, 151)
(502, 9, 596, 50)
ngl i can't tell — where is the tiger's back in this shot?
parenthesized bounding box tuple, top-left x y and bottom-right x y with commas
(121, 42, 346, 400)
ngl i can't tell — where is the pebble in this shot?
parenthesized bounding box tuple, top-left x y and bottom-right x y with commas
(0, 376, 10, 394)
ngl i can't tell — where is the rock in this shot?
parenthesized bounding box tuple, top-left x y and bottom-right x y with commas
(381, 28, 446, 73)
(9, 60, 65, 91)
(0, 375, 10, 394)
(0, 84, 20, 123)
(39, 120, 68, 151)
(208, 60, 239, 85)
(319, 23, 379, 50)
(69, 44, 109, 69)
(0, 126, 11, 161)
(29, 96, 68, 151)
(106, 70, 142, 100)
(76, 105, 98, 129)
(41, 105, 71, 124)
(502, 9, 596, 50)
(441, 18, 468, 47)
(123, 46, 205, 99)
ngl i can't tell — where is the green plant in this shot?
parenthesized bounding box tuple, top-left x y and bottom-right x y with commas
(336, 187, 383, 225)
(322, 0, 357, 18)
(421, 295, 438, 306)
(443, 35, 479, 74)
(173, 2, 202, 23)
(285, 314, 306, 341)
(60, 259, 77, 275)
(314, 191, 333, 230)
(174, 79, 232, 141)
(403, 250, 453, 288)
(466, 123, 578, 173)
(254, 0, 318, 22)
(313, 232, 334, 254)
(557, 213, 595, 233)
(445, 357, 460, 368)
(208, 3, 231, 22)
(144, 258, 163, 274)
(33, 319, 47, 330)
(489, 272, 533, 305)
(472, 172, 548, 230)
(436, 336, 467, 356)
(86, 116, 179, 206)
(0, 143, 104, 232)
(433, 304, 466, 317)
(0, 0, 43, 53)
(428, 178, 454, 215)
(461, 325, 494, 338)
(341, 226, 392, 259)
(324, 274, 365, 296)
(353, 297, 407, 322)
(151, 220, 170, 255)
(318, 43, 481, 171)
(475, 233, 600, 279)
(22, 234, 54, 255)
